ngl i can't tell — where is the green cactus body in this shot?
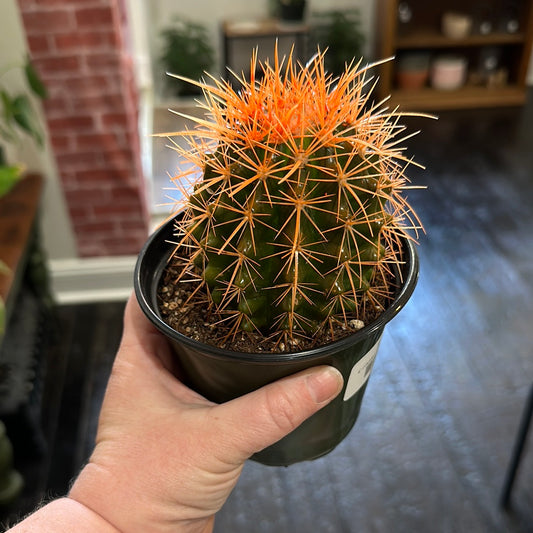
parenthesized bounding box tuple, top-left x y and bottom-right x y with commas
(169, 50, 421, 340)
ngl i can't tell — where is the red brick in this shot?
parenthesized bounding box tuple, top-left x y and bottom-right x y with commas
(43, 96, 71, 116)
(117, 221, 148, 236)
(77, 243, 104, 258)
(32, 0, 69, 5)
(56, 168, 76, 185)
(75, 168, 130, 184)
(66, 187, 110, 206)
(37, 82, 66, 101)
(101, 112, 128, 128)
(56, 151, 103, 169)
(93, 202, 143, 218)
(50, 133, 74, 152)
(36, 55, 81, 75)
(101, 149, 134, 169)
(54, 30, 118, 51)
(48, 115, 94, 132)
(72, 93, 125, 113)
(85, 52, 121, 71)
(34, 0, 96, 5)
(74, 218, 116, 231)
(53, 33, 93, 51)
(55, 74, 120, 95)
(75, 6, 114, 27)
(76, 132, 122, 150)
(17, 0, 35, 9)
(109, 183, 145, 201)
(19, 0, 146, 259)
(68, 204, 93, 221)
(100, 237, 144, 255)
(27, 34, 52, 55)
(81, 248, 108, 258)
(22, 9, 73, 35)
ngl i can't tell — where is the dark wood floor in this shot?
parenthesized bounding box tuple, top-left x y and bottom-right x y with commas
(0, 302, 125, 528)
(2, 95, 533, 531)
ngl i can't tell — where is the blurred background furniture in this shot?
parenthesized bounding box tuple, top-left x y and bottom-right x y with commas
(375, 0, 533, 109)
(0, 173, 51, 460)
(222, 19, 309, 83)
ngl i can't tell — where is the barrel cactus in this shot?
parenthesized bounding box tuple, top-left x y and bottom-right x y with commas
(165, 50, 422, 344)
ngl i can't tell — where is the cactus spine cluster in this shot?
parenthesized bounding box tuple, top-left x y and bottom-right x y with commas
(167, 50, 421, 341)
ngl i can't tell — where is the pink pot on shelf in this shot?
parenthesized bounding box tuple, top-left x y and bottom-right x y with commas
(396, 52, 430, 90)
(431, 56, 468, 90)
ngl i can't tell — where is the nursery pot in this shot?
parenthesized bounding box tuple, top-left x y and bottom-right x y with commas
(278, 1, 306, 22)
(134, 215, 419, 466)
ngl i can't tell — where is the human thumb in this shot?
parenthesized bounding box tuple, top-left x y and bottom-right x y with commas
(212, 366, 344, 463)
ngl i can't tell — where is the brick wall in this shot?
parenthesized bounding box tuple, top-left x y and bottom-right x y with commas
(18, 0, 149, 257)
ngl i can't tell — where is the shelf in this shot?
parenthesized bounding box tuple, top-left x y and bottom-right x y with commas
(396, 31, 526, 50)
(375, 0, 533, 109)
(388, 85, 528, 111)
(222, 19, 309, 38)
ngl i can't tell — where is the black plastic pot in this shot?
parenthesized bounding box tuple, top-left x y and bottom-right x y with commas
(134, 215, 419, 466)
(279, 1, 306, 22)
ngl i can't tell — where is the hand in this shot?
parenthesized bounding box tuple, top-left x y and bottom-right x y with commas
(68, 296, 344, 533)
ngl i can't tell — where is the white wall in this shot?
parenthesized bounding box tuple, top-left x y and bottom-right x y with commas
(146, 0, 376, 101)
(1, 0, 77, 260)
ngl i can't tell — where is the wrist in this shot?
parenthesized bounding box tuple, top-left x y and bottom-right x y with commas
(6, 498, 121, 533)
(70, 462, 215, 533)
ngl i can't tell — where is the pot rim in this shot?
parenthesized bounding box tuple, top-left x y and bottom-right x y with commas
(134, 215, 419, 363)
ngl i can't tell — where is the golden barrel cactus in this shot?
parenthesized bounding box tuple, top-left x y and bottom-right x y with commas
(165, 49, 422, 344)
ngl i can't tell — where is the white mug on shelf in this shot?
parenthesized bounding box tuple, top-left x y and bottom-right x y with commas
(441, 12, 473, 39)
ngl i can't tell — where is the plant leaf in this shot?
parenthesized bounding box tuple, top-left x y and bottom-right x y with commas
(0, 260, 10, 275)
(0, 91, 18, 143)
(24, 58, 47, 99)
(1, 89, 15, 122)
(12, 95, 43, 146)
(0, 164, 22, 196)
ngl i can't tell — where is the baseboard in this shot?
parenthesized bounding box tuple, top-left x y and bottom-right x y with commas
(48, 255, 137, 305)
(48, 215, 169, 305)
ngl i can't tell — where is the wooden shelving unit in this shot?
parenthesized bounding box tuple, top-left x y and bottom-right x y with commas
(0, 173, 43, 320)
(375, 0, 533, 110)
(221, 19, 309, 82)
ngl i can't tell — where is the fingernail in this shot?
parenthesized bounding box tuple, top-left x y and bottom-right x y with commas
(306, 367, 344, 404)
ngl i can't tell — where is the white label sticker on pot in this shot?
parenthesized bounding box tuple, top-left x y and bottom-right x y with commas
(343, 335, 382, 401)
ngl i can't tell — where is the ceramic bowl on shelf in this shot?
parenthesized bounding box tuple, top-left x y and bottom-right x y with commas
(431, 55, 468, 90)
(441, 12, 473, 39)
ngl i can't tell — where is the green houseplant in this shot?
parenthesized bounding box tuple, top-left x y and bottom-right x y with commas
(0, 57, 46, 337)
(135, 50, 423, 465)
(159, 18, 215, 97)
(310, 8, 365, 78)
(0, 56, 46, 195)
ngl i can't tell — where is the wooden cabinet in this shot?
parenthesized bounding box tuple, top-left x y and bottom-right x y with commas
(375, 0, 533, 110)
(221, 20, 309, 83)
(0, 174, 50, 455)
